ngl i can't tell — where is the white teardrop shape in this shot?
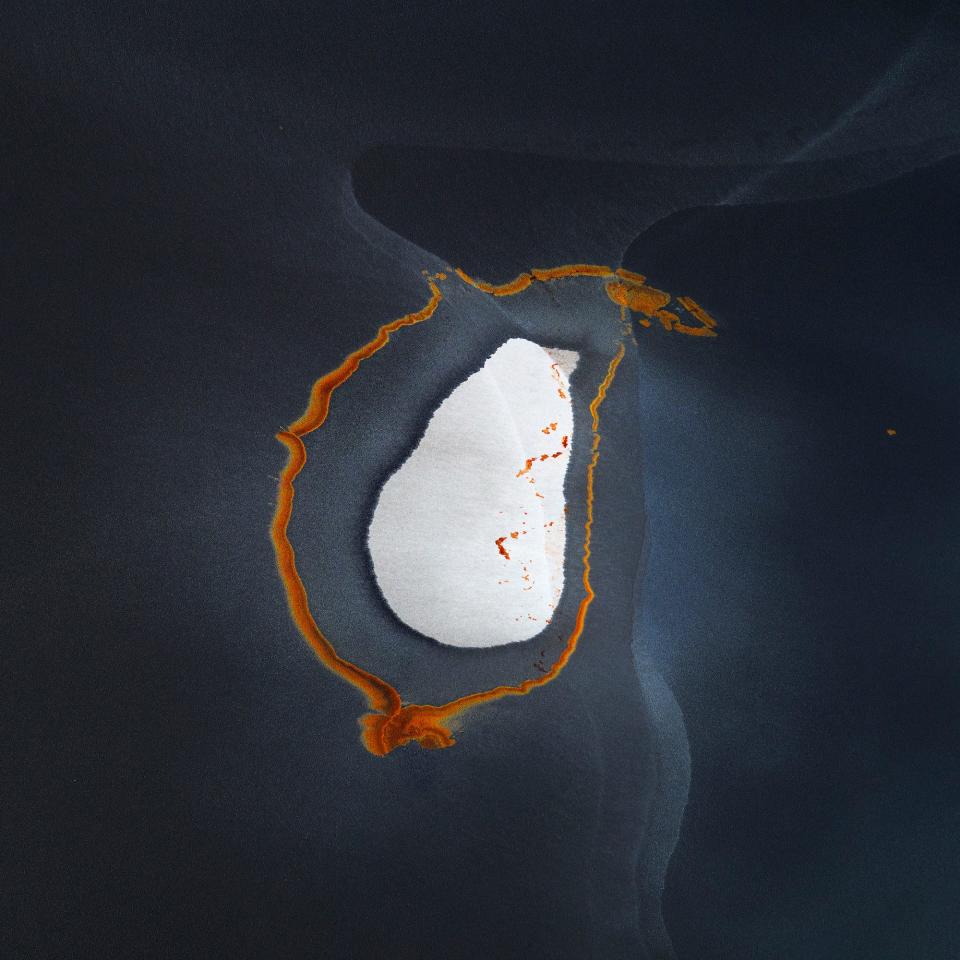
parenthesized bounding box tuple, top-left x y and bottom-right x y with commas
(367, 338, 578, 648)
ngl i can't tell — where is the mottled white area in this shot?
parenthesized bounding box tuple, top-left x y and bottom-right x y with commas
(368, 338, 578, 648)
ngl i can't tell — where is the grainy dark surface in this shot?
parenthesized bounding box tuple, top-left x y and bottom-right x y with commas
(4, 2, 960, 957)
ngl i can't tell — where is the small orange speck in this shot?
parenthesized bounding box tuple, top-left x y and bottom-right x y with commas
(886, 428, 897, 436)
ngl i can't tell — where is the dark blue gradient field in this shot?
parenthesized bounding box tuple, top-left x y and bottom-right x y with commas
(4, 3, 960, 957)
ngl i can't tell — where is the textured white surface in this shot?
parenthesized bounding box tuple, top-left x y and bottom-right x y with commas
(368, 338, 578, 648)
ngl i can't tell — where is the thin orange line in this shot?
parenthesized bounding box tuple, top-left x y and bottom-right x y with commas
(531, 263, 614, 282)
(615, 266, 647, 285)
(454, 263, 615, 297)
(288, 278, 444, 437)
(270, 278, 443, 716)
(674, 296, 719, 337)
(453, 267, 533, 296)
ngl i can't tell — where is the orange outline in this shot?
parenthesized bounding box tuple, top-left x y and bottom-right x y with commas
(271, 264, 714, 755)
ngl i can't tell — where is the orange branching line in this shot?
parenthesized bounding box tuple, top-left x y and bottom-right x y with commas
(271, 262, 714, 757)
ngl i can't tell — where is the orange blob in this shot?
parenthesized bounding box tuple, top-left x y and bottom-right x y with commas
(605, 276, 719, 337)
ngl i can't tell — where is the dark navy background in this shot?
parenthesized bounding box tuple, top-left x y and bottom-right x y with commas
(4, 1, 960, 957)
(627, 164, 960, 957)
